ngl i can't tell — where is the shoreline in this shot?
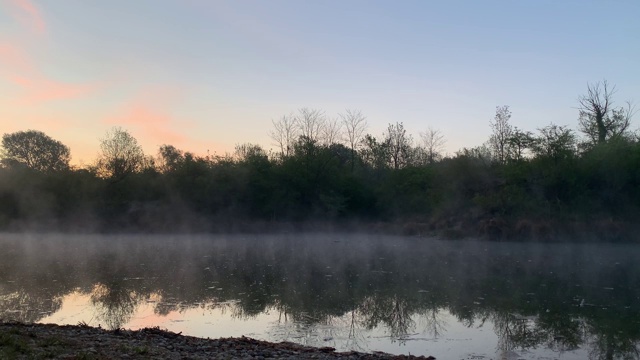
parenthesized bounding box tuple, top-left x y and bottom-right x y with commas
(0, 322, 434, 359)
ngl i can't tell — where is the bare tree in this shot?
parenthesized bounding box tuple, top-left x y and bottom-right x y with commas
(322, 117, 343, 146)
(341, 109, 367, 151)
(270, 114, 298, 158)
(295, 108, 326, 143)
(340, 109, 367, 170)
(384, 122, 412, 169)
(95, 127, 145, 180)
(420, 127, 446, 164)
(578, 80, 635, 145)
(489, 105, 513, 164)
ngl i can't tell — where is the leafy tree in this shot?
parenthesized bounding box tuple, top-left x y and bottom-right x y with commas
(438, 146, 495, 213)
(359, 134, 389, 170)
(379, 166, 436, 217)
(531, 124, 576, 161)
(95, 127, 145, 180)
(507, 128, 534, 162)
(156, 144, 184, 173)
(578, 80, 635, 146)
(455, 144, 493, 166)
(275, 136, 348, 219)
(1, 130, 70, 172)
(234, 143, 267, 162)
(234, 143, 274, 218)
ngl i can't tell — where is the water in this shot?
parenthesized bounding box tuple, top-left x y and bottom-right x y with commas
(1, 233, 639, 359)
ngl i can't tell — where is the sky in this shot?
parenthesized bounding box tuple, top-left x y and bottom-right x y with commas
(1, 0, 639, 165)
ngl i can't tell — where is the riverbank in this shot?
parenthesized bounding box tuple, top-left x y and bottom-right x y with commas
(0, 322, 434, 359)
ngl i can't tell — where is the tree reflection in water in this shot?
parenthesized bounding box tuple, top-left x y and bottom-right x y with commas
(1, 233, 640, 359)
(89, 283, 144, 330)
(0, 291, 62, 323)
(417, 307, 447, 339)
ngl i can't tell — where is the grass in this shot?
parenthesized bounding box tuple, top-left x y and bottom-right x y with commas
(72, 352, 97, 360)
(38, 335, 64, 347)
(133, 345, 150, 355)
(1, 323, 156, 360)
(0, 328, 72, 359)
(117, 343, 150, 356)
(0, 330, 32, 359)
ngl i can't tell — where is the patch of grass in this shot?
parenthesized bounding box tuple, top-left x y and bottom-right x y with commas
(133, 345, 149, 355)
(0, 331, 32, 358)
(40, 349, 62, 359)
(117, 343, 150, 356)
(38, 335, 66, 347)
(72, 351, 97, 360)
(7, 328, 22, 335)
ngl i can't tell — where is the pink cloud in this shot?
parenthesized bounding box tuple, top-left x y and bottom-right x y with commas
(0, 1, 101, 105)
(8, 0, 46, 35)
(9, 73, 98, 104)
(0, 42, 30, 73)
(104, 88, 212, 155)
(111, 104, 188, 146)
(0, 40, 100, 105)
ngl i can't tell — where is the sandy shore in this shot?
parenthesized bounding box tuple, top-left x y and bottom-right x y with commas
(0, 322, 435, 359)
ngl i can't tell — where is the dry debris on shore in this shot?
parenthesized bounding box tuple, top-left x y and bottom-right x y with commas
(0, 322, 435, 359)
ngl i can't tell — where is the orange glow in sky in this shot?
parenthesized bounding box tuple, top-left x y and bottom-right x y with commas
(1, 0, 639, 165)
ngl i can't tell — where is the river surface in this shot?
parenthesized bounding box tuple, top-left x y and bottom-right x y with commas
(1, 233, 639, 359)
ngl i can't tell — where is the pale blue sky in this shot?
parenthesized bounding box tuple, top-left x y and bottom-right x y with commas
(1, 0, 638, 162)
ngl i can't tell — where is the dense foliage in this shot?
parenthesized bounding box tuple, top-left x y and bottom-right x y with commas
(0, 132, 638, 240)
(0, 83, 637, 240)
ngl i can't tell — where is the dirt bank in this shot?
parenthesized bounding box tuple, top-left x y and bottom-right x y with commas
(0, 322, 434, 359)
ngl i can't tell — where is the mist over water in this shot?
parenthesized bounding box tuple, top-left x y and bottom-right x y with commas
(1, 233, 639, 359)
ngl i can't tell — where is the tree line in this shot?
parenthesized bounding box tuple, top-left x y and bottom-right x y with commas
(0, 80, 638, 240)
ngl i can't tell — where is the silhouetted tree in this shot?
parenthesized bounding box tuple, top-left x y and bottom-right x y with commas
(1, 130, 70, 172)
(420, 127, 446, 164)
(578, 80, 635, 146)
(531, 124, 576, 161)
(156, 144, 184, 173)
(322, 116, 343, 146)
(489, 105, 513, 164)
(384, 122, 412, 169)
(95, 127, 145, 180)
(270, 114, 298, 158)
(340, 109, 368, 170)
(359, 134, 389, 169)
(234, 143, 267, 162)
(295, 108, 326, 143)
(507, 128, 534, 162)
